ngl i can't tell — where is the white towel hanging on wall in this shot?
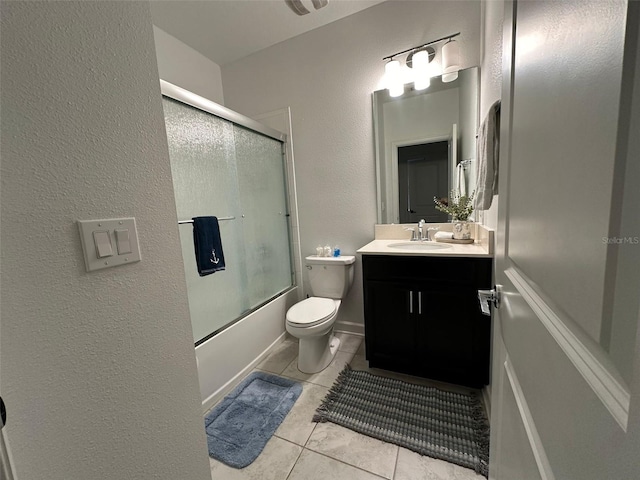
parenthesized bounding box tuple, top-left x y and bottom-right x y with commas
(456, 162, 468, 196)
(474, 100, 501, 210)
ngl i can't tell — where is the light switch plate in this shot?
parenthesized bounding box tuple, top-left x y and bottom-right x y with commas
(78, 217, 141, 272)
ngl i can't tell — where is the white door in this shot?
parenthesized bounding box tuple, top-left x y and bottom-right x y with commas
(490, 1, 640, 479)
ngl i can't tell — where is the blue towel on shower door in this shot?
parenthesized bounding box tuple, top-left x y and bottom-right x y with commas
(192, 216, 226, 276)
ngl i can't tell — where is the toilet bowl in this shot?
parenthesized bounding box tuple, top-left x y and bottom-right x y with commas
(286, 298, 342, 373)
(285, 255, 355, 374)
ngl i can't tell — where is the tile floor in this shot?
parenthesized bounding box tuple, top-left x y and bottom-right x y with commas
(208, 332, 486, 480)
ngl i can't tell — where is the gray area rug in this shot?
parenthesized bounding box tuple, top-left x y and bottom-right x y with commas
(205, 371, 302, 468)
(313, 366, 489, 477)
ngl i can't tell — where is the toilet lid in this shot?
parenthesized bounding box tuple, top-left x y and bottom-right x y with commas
(286, 297, 336, 326)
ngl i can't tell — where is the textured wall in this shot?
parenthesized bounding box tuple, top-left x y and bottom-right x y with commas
(222, 0, 481, 329)
(153, 25, 225, 104)
(478, 0, 504, 229)
(0, 2, 211, 479)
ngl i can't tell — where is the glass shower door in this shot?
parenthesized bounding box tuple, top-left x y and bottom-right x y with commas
(234, 124, 293, 310)
(161, 95, 293, 344)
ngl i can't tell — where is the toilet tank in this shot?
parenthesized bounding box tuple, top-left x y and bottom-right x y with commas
(305, 255, 356, 299)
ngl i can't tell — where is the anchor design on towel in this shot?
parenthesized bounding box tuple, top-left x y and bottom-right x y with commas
(210, 249, 220, 265)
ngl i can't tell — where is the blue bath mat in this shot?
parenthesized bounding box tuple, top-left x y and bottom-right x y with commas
(204, 371, 302, 468)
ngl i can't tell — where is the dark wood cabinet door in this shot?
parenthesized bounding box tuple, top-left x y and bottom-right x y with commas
(362, 255, 492, 388)
(415, 286, 489, 387)
(364, 280, 416, 369)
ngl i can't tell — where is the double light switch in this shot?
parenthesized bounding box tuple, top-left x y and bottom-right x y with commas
(78, 217, 141, 272)
(114, 229, 132, 254)
(93, 231, 113, 258)
(92, 229, 132, 258)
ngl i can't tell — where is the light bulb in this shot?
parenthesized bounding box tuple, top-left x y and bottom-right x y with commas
(385, 60, 404, 97)
(442, 40, 460, 83)
(412, 50, 431, 91)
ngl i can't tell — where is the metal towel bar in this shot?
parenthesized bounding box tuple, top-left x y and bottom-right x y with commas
(178, 216, 235, 224)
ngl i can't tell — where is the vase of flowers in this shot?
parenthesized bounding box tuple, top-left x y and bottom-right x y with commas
(433, 191, 475, 240)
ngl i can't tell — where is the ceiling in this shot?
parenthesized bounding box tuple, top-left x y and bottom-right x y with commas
(150, 0, 387, 66)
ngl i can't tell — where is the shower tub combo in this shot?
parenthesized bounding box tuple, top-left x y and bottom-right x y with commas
(161, 81, 299, 410)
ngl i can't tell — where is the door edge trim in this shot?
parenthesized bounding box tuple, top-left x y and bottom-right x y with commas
(504, 356, 555, 480)
(505, 267, 630, 431)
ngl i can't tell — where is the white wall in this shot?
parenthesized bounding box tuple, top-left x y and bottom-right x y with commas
(222, 0, 481, 331)
(478, 0, 504, 229)
(0, 2, 211, 479)
(153, 25, 225, 104)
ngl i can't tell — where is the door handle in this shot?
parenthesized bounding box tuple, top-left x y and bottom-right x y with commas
(418, 291, 422, 315)
(409, 291, 413, 314)
(478, 287, 501, 316)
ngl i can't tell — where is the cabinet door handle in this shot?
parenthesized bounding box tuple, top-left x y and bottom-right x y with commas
(418, 291, 422, 315)
(409, 291, 413, 314)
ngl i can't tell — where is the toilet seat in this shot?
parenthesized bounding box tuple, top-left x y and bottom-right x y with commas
(286, 297, 337, 328)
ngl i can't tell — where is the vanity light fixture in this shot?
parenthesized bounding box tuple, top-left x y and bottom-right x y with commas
(442, 39, 460, 83)
(385, 59, 404, 97)
(382, 32, 461, 95)
(407, 47, 434, 91)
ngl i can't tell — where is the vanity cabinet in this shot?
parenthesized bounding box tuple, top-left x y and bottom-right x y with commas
(362, 255, 492, 388)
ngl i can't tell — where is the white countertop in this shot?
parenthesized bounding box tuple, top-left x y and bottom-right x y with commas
(356, 239, 493, 258)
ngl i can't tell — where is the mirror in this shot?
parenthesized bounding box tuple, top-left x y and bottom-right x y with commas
(373, 67, 479, 224)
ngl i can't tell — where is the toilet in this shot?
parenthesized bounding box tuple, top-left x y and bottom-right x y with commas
(286, 255, 356, 374)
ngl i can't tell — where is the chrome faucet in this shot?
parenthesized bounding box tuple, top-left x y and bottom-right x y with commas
(426, 227, 440, 241)
(417, 219, 425, 241)
(404, 226, 418, 241)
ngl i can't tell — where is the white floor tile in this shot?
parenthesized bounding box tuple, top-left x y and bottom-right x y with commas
(281, 350, 354, 388)
(335, 332, 363, 353)
(256, 338, 299, 375)
(305, 422, 398, 479)
(394, 447, 485, 480)
(287, 449, 384, 480)
(209, 436, 302, 480)
(207, 341, 486, 480)
(274, 382, 328, 446)
(348, 353, 371, 371)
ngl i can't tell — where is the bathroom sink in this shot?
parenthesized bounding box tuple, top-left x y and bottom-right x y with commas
(388, 242, 453, 251)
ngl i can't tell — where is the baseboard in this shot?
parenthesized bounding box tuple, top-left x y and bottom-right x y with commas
(201, 331, 288, 413)
(334, 321, 365, 336)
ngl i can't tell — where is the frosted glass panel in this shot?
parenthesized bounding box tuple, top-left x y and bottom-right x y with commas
(162, 98, 248, 343)
(234, 125, 293, 309)
(162, 97, 292, 344)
